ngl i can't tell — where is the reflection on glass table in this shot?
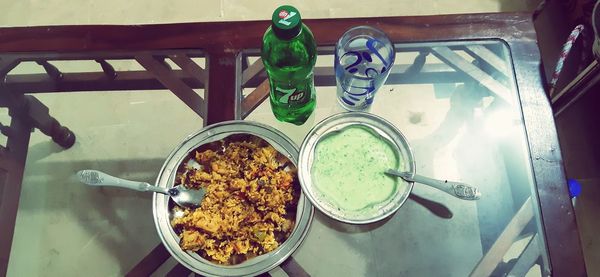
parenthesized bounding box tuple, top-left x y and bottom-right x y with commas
(240, 40, 549, 277)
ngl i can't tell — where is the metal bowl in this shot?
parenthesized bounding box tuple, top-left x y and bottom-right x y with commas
(298, 112, 415, 224)
(153, 121, 314, 277)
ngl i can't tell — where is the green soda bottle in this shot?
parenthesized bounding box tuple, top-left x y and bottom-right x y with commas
(261, 5, 317, 125)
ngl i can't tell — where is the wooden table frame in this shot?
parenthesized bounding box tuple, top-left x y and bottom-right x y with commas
(0, 13, 585, 276)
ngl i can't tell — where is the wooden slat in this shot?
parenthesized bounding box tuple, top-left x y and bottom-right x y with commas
(463, 45, 509, 76)
(470, 198, 534, 277)
(268, 266, 289, 277)
(507, 234, 542, 276)
(0, 50, 205, 61)
(126, 244, 171, 277)
(280, 256, 310, 277)
(205, 51, 238, 124)
(0, 57, 19, 77)
(241, 79, 269, 119)
(35, 61, 63, 80)
(431, 46, 513, 104)
(165, 263, 191, 277)
(148, 257, 179, 277)
(169, 54, 207, 82)
(136, 54, 205, 118)
(95, 59, 117, 79)
(242, 58, 265, 86)
(4, 70, 203, 93)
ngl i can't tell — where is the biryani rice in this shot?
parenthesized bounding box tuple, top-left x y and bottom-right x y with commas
(171, 139, 298, 265)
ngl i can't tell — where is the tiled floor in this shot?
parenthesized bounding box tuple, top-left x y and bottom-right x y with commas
(0, 0, 538, 26)
(6, 1, 588, 277)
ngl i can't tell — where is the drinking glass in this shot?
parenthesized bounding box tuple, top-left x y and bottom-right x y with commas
(335, 26, 395, 111)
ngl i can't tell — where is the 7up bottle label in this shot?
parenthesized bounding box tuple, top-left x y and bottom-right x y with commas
(273, 77, 312, 106)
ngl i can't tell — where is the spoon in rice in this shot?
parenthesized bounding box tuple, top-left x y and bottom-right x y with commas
(76, 169, 206, 208)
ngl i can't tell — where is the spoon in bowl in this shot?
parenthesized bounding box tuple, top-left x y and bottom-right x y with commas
(76, 169, 206, 208)
(385, 169, 481, 200)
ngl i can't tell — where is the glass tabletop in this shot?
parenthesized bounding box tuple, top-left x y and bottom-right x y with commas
(240, 39, 549, 276)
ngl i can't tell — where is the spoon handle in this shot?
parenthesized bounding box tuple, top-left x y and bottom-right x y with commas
(411, 174, 481, 200)
(77, 170, 168, 195)
(385, 169, 481, 200)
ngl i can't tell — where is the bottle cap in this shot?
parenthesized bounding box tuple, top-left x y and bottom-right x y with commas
(272, 5, 302, 40)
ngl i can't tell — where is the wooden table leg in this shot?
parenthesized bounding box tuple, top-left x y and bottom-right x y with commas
(205, 50, 239, 123)
(0, 91, 76, 275)
(22, 95, 75, 149)
(0, 104, 32, 277)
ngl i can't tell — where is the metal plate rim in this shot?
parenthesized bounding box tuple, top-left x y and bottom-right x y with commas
(298, 112, 416, 224)
(152, 120, 314, 277)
